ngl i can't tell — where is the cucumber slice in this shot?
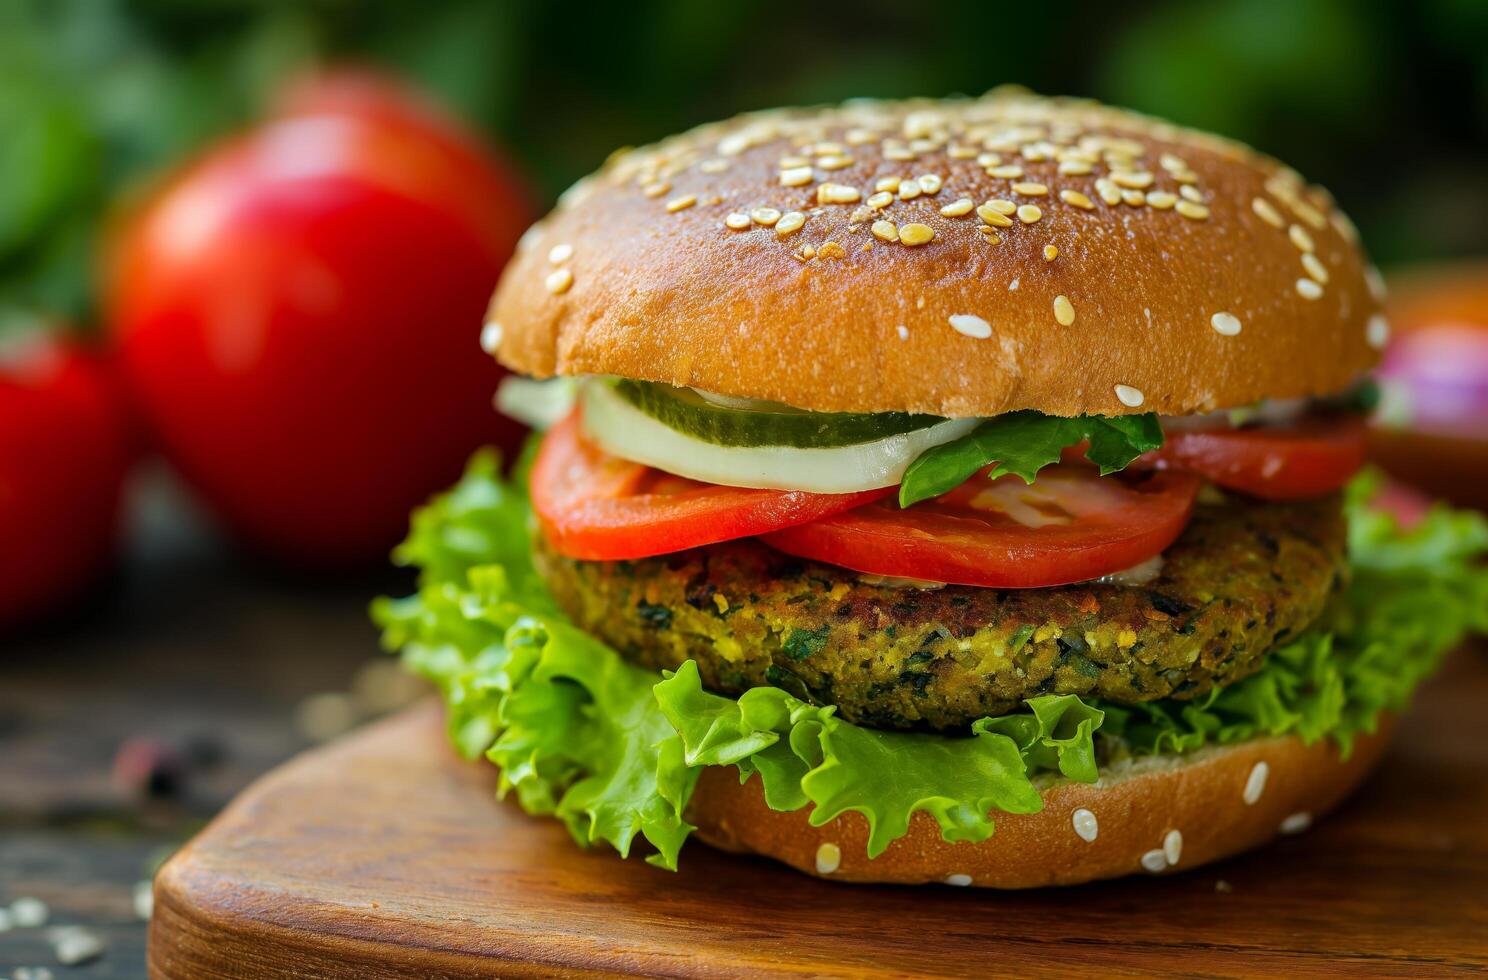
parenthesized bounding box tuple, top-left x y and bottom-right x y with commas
(612, 379, 946, 448)
(581, 380, 979, 492)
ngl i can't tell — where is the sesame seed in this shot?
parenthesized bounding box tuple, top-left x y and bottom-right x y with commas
(1043, 244, 1058, 261)
(815, 842, 842, 874)
(1121, 189, 1146, 207)
(1111, 171, 1154, 189)
(986, 199, 1017, 215)
(865, 191, 893, 211)
(870, 220, 899, 242)
(988, 165, 1024, 179)
(547, 243, 574, 265)
(1115, 384, 1145, 407)
(898, 180, 923, 201)
(899, 223, 935, 246)
(940, 198, 974, 217)
(1289, 224, 1315, 252)
(896, 325, 910, 340)
(1140, 849, 1168, 873)
(944, 873, 974, 887)
(775, 211, 806, 237)
(1071, 808, 1099, 842)
(1008, 277, 1019, 291)
(1301, 252, 1330, 284)
(1164, 830, 1184, 866)
(665, 194, 696, 213)
(1060, 189, 1095, 210)
(1159, 152, 1189, 172)
(1365, 265, 1387, 300)
(1053, 294, 1075, 326)
(1176, 200, 1210, 220)
(479, 321, 504, 354)
(699, 159, 728, 174)
(1280, 812, 1312, 835)
(725, 212, 751, 230)
(1243, 761, 1269, 805)
(1058, 160, 1094, 176)
(875, 176, 902, 193)
(1367, 314, 1390, 350)
(817, 154, 854, 171)
(750, 207, 781, 226)
(1211, 311, 1242, 336)
(1252, 197, 1285, 228)
(10, 897, 48, 928)
(1012, 181, 1048, 196)
(1294, 200, 1327, 230)
(1016, 204, 1042, 224)
(1179, 184, 1204, 203)
(1095, 180, 1122, 206)
(949, 314, 992, 338)
(916, 174, 943, 194)
(947, 144, 977, 160)
(976, 152, 1001, 167)
(780, 166, 813, 187)
(641, 181, 671, 199)
(977, 204, 1013, 227)
(544, 269, 573, 295)
(1147, 191, 1177, 210)
(816, 183, 861, 205)
(778, 155, 809, 169)
(1295, 277, 1323, 300)
(817, 240, 846, 260)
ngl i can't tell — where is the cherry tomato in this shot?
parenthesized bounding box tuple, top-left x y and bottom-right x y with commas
(1137, 418, 1366, 500)
(0, 332, 135, 627)
(105, 73, 534, 566)
(530, 414, 891, 560)
(762, 464, 1201, 589)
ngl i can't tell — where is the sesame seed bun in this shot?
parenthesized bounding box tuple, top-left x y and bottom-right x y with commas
(686, 720, 1393, 887)
(486, 89, 1383, 418)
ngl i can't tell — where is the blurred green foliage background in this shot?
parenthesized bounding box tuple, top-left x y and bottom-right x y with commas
(3, 0, 1485, 329)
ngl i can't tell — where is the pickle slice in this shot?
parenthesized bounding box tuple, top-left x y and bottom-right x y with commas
(611, 379, 946, 448)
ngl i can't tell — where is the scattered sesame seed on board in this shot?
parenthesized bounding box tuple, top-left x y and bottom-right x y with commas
(948, 314, 993, 338)
(544, 269, 573, 295)
(899, 223, 935, 246)
(1053, 294, 1075, 325)
(1211, 311, 1242, 336)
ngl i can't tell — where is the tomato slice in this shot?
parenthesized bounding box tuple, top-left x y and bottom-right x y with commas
(762, 464, 1202, 589)
(1136, 417, 1366, 500)
(530, 414, 893, 560)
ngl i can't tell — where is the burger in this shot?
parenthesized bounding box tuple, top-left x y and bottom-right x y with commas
(375, 90, 1488, 887)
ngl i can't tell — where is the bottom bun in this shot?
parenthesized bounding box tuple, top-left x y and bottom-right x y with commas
(688, 718, 1394, 888)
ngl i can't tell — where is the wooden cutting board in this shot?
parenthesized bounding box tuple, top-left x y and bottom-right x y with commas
(149, 646, 1488, 978)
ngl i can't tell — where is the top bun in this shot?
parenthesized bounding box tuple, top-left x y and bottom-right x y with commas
(487, 89, 1384, 418)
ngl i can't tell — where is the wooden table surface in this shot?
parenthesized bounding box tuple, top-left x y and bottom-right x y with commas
(151, 649, 1488, 978)
(0, 470, 412, 978)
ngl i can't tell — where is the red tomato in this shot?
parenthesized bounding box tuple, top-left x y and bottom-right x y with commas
(105, 73, 534, 566)
(530, 414, 892, 560)
(0, 333, 135, 627)
(1137, 418, 1366, 500)
(762, 465, 1201, 589)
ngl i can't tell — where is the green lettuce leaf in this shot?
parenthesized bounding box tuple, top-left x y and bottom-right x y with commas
(898, 410, 1164, 506)
(375, 455, 1488, 868)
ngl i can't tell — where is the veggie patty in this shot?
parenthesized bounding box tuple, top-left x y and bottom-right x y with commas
(534, 492, 1348, 731)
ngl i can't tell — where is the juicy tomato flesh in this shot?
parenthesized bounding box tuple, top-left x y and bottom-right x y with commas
(530, 414, 892, 560)
(1134, 417, 1366, 500)
(762, 464, 1202, 589)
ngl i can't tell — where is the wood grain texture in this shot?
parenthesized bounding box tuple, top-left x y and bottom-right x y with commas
(150, 646, 1488, 979)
